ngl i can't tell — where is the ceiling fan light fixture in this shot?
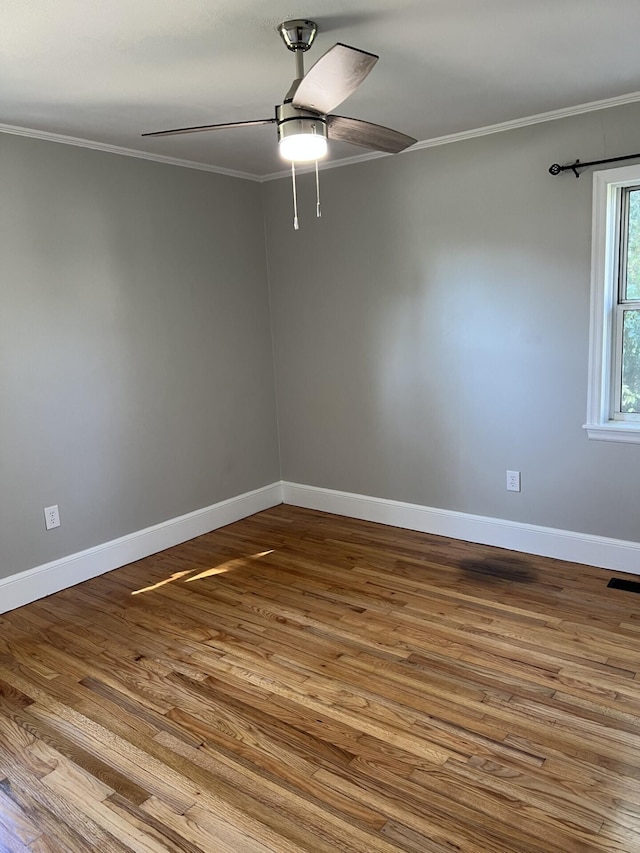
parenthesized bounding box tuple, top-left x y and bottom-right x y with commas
(279, 132, 328, 162)
(277, 103, 328, 163)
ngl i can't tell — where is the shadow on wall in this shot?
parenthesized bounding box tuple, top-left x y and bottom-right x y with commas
(458, 555, 537, 584)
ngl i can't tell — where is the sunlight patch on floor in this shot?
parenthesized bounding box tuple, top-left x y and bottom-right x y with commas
(185, 550, 275, 583)
(130, 550, 275, 595)
(130, 569, 195, 595)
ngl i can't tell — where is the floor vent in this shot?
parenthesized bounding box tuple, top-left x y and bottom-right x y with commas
(607, 577, 640, 593)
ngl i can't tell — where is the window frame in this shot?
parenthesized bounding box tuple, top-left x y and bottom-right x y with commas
(584, 164, 640, 443)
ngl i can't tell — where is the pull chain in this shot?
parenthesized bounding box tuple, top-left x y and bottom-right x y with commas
(291, 162, 299, 230)
(315, 159, 321, 218)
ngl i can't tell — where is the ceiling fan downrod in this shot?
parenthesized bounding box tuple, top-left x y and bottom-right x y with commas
(279, 20, 317, 99)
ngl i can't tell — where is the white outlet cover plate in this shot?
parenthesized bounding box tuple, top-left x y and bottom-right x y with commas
(506, 471, 521, 492)
(44, 504, 60, 530)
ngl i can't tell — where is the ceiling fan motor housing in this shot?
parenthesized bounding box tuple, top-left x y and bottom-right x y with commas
(277, 103, 327, 145)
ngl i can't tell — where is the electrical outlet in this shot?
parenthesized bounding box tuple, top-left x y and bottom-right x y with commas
(506, 471, 521, 492)
(44, 504, 60, 530)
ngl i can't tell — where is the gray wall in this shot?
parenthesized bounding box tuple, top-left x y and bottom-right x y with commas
(4, 100, 640, 587)
(0, 135, 280, 580)
(264, 102, 640, 542)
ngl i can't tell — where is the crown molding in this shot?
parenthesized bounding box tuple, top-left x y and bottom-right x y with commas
(408, 89, 640, 153)
(0, 122, 263, 182)
(260, 89, 640, 182)
(2, 88, 640, 184)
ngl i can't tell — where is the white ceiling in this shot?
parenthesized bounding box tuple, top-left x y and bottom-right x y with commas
(2, 0, 640, 179)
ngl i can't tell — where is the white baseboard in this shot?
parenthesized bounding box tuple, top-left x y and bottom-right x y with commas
(4, 479, 639, 615)
(0, 482, 283, 614)
(282, 482, 640, 575)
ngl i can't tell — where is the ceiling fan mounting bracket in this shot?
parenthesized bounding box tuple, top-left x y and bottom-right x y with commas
(277, 20, 318, 52)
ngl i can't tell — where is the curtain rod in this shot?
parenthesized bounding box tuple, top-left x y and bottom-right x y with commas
(549, 152, 640, 178)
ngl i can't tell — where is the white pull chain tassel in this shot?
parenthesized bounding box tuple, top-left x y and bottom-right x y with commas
(291, 162, 299, 230)
(315, 159, 321, 218)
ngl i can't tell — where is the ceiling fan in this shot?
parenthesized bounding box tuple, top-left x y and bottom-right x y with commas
(143, 19, 416, 162)
(143, 20, 416, 226)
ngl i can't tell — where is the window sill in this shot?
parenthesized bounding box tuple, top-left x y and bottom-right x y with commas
(583, 422, 640, 443)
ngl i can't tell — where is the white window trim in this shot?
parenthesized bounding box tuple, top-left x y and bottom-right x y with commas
(584, 164, 640, 443)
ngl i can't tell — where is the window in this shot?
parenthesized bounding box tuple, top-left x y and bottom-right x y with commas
(585, 165, 640, 442)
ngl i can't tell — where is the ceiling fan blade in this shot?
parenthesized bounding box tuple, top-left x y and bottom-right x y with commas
(292, 43, 378, 114)
(142, 118, 276, 138)
(327, 115, 416, 154)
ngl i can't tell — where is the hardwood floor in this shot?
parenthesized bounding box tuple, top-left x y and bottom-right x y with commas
(1, 505, 640, 852)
